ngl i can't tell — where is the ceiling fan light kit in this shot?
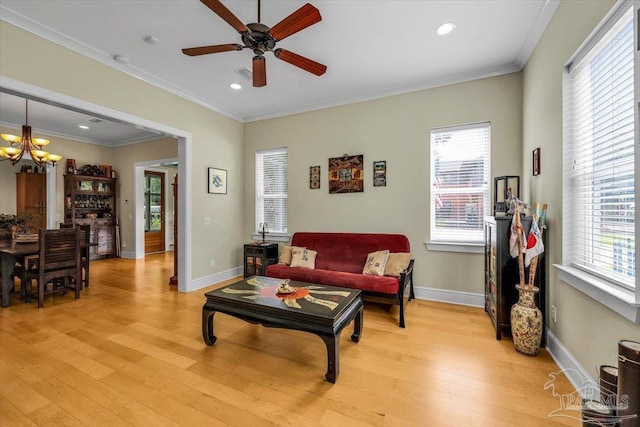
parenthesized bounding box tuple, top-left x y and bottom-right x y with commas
(183, 0, 327, 87)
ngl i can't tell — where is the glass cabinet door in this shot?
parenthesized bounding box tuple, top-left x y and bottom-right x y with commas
(97, 181, 113, 194)
(76, 179, 94, 193)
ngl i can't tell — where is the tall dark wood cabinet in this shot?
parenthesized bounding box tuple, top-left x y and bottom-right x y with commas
(484, 216, 546, 341)
(16, 172, 47, 230)
(64, 175, 117, 259)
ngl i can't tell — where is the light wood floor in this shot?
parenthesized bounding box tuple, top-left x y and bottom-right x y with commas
(1, 253, 580, 426)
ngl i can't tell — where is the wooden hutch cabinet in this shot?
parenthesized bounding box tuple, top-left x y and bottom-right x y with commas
(484, 216, 546, 341)
(243, 243, 278, 278)
(64, 175, 117, 258)
(16, 172, 47, 229)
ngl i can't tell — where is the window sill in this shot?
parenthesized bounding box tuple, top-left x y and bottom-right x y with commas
(425, 241, 484, 254)
(251, 233, 291, 243)
(554, 264, 640, 323)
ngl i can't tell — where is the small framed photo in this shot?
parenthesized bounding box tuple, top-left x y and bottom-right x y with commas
(373, 160, 387, 187)
(208, 167, 227, 194)
(310, 165, 320, 189)
(533, 148, 541, 176)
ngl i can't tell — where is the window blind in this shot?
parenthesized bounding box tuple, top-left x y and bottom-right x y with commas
(430, 122, 490, 244)
(564, 6, 635, 289)
(256, 147, 288, 233)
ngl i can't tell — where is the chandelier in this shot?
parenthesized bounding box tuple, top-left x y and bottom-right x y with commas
(0, 99, 62, 166)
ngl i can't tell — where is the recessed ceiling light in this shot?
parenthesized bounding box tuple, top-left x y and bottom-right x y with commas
(436, 22, 456, 36)
(229, 83, 242, 90)
(79, 125, 90, 130)
(144, 35, 159, 45)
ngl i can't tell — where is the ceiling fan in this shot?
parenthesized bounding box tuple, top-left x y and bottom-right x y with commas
(182, 0, 327, 87)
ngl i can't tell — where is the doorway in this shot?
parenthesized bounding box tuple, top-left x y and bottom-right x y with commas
(3, 77, 193, 292)
(144, 170, 165, 253)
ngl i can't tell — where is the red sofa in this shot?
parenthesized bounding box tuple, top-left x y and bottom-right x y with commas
(266, 232, 415, 327)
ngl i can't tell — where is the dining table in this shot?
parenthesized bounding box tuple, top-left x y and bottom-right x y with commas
(0, 240, 38, 307)
(0, 238, 93, 307)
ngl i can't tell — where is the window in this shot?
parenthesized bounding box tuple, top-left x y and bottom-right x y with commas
(429, 122, 490, 246)
(563, 4, 635, 291)
(256, 147, 288, 235)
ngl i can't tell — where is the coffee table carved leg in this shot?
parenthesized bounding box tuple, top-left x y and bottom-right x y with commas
(202, 306, 217, 346)
(321, 333, 340, 383)
(351, 306, 363, 342)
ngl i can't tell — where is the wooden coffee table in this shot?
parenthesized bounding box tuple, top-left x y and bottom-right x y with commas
(202, 276, 363, 383)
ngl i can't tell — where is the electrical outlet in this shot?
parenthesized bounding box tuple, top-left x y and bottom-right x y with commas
(122, 242, 127, 248)
(204, 217, 211, 226)
(551, 305, 557, 322)
(210, 259, 215, 268)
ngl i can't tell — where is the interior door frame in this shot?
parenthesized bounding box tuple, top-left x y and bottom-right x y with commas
(1, 76, 193, 293)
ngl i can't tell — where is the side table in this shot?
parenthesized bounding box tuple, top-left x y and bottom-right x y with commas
(243, 243, 278, 277)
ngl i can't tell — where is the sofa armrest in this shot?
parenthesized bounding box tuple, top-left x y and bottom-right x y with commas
(398, 259, 414, 297)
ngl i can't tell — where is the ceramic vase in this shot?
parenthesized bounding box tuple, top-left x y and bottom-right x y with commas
(510, 285, 542, 355)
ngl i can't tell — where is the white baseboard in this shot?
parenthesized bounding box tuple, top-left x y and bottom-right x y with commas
(188, 267, 243, 292)
(413, 286, 484, 307)
(545, 328, 595, 399)
(120, 250, 135, 259)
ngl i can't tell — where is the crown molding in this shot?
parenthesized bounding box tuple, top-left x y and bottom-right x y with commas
(243, 62, 521, 122)
(0, 7, 244, 123)
(0, 120, 162, 146)
(1, 2, 557, 124)
(514, 0, 561, 68)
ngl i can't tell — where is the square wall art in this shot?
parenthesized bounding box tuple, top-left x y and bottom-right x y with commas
(328, 154, 364, 194)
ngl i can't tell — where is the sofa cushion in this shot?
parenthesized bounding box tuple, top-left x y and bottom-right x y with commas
(362, 250, 390, 276)
(278, 245, 303, 265)
(384, 253, 412, 277)
(290, 248, 317, 269)
(266, 264, 400, 294)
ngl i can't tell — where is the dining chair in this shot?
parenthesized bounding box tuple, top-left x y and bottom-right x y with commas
(24, 228, 82, 308)
(60, 223, 90, 288)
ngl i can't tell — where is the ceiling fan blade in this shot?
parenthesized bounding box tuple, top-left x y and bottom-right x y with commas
(200, 0, 249, 34)
(269, 3, 321, 41)
(253, 56, 266, 87)
(182, 44, 243, 56)
(274, 49, 326, 76)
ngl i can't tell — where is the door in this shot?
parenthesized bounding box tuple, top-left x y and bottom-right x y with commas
(144, 171, 165, 253)
(16, 172, 47, 230)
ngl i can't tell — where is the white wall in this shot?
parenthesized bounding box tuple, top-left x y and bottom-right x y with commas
(522, 0, 640, 377)
(245, 72, 523, 296)
(111, 138, 177, 254)
(1, 21, 244, 284)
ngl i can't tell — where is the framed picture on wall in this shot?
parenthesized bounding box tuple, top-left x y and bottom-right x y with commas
(328, 154, 364, 194)
(533, 148, 541, 176)
(310, 165, 320, 189)
(208, 167, 227, 194)
(373, 160, 386, 187)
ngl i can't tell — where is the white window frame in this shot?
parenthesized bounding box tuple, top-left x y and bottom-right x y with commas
(254, 147, 290, 242)
(426, 122, 491, 254)
(558, 0, 640, 323)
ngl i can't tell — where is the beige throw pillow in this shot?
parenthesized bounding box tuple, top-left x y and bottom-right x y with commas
(278, 246, 294, 265)
(290, 248, 317, 269)
(384, 253, 412, 277)
(362, 250, 390, 276)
